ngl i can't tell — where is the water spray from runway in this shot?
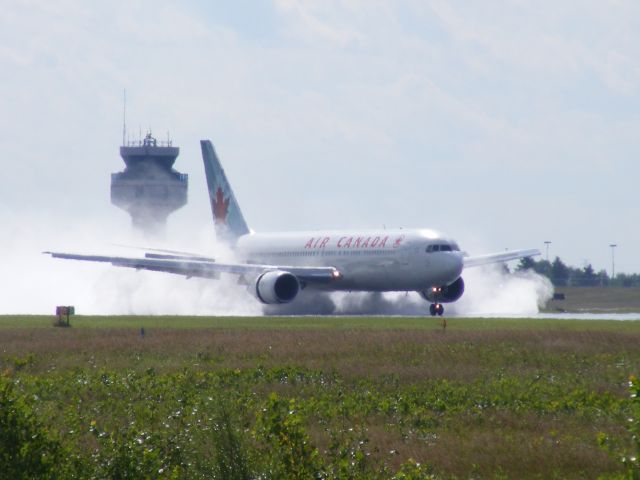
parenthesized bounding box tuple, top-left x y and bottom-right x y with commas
(447, 265, 553, 316)
(331, 265, 552, 316)
(265, 264, 553, 317)
(0, 210, 260, 316)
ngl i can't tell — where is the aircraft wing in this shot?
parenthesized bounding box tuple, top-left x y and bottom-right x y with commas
(112, 245, 216, 262)
(44, 252, 340, 283)
(463, 248, 540, 268)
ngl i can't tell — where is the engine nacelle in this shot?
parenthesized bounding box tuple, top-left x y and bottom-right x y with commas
(255, 270, 300, 304)
(420, 277, 465, 303)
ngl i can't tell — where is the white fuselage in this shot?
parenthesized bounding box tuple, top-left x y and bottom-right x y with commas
(236, 228, 464, 292)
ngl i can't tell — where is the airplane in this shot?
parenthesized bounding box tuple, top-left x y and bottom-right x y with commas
(47, 140, 540, 316)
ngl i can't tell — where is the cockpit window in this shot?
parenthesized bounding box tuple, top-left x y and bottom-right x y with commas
(426, 243, 460, 253)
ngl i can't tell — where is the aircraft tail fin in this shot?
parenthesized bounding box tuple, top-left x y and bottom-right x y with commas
(200, 140, 250, 243)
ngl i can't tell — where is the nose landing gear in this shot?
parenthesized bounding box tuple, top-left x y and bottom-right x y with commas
(429, 303, 444, 316)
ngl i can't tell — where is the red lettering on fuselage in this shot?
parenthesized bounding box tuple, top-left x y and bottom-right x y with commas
(305, 236, 331, 249)
(305, 235, 392, 249)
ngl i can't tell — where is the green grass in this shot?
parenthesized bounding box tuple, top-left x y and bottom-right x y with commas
(2, 315, 640, 478)
(4, 314, 640, 331)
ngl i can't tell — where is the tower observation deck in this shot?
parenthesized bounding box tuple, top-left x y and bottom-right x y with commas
(111, 132, 188, 233)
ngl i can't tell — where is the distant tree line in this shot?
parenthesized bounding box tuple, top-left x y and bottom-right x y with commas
(516, 257, 640, 288)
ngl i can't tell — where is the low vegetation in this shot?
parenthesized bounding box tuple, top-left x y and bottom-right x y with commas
(1, 316, 640, 478)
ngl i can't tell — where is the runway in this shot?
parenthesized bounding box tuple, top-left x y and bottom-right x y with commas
(447, 312, 640, 321)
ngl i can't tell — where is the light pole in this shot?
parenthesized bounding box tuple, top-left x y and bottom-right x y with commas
(544, 241, 552, 262)
(609, 244, 617, 284)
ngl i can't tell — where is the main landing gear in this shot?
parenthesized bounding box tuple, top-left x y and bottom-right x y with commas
(429, 303, 444, 316)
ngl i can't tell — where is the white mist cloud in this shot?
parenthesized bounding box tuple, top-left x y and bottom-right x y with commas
(450, 265, 554, 317)
(264, 263, 553, 317)
(0, 208, 261, 316)
(88, 270, 260, 316)
(329, 265, 553, 317)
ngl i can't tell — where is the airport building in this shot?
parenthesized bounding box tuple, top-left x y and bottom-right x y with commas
(111, 132, 188, 234)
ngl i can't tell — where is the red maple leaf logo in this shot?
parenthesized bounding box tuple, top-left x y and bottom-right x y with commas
(212, 187, 230, 224)
(393, 235, 405, 248)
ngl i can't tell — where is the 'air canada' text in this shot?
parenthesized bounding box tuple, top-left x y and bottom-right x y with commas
(304, 235, 405, 250)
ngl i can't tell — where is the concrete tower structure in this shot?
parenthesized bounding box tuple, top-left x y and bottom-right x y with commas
(111, 132, 188, 234)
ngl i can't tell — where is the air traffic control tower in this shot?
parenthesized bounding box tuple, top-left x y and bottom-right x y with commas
(111, 132, 188, 234)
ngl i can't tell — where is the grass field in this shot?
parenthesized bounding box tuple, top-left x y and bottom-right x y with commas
(545, 287, 640, 313)
(2, 315, 640, 479)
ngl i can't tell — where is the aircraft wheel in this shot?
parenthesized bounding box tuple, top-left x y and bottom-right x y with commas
(436, 303, 444, 316)
(429, 304, 436, 316)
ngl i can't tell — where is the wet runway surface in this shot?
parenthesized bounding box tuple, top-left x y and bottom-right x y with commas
(456, 312, 640, 320)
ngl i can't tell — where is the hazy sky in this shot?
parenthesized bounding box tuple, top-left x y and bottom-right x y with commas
(2, 0, 639, 275)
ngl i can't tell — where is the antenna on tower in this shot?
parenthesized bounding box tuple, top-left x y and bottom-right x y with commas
(122, 89, 127, 147)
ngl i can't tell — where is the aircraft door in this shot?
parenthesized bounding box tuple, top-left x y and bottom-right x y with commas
(398, 244, 412, 266)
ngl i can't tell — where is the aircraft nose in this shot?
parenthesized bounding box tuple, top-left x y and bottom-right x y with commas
(433, 252, 464, 284)
(448, 252, 464, 278)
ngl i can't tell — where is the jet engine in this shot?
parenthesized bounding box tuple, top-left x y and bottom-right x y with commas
(420, 277, 465, 303)
(255, 270, 300, 304)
